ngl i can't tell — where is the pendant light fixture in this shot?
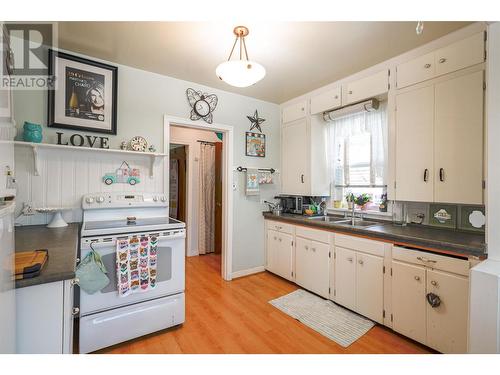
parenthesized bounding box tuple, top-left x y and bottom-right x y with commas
(216, 26, 266, 88)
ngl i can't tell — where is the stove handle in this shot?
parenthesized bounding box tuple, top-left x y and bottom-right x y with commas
(84, 233, 185, 248)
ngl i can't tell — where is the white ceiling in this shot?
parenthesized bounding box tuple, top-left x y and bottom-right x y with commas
(57, 21, 471, 104)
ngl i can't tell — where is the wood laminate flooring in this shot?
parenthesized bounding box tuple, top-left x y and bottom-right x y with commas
(98, 254, 433, 354)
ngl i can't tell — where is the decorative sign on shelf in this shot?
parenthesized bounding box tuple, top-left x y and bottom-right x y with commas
(186, 88, 218, 124)
(56, 131, 109, 149)
(102, 161, 141, 186)
(247, 110, 265, 133)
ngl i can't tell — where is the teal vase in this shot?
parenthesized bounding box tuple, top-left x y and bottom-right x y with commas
(23, 122, 43, 143)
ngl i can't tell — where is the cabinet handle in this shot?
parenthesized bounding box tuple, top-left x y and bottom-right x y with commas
(438, 58, 447, 64)
(305, 245, 309, 250)
(301, 174, 305, 183)
(72, 307, 80, 316)
(414, 276, 420, 281)
(439, 168, 444, 182)
(358, 259, 364, 265)
(311, 247, 316, 252)
(334, 95, 339, 99)
(70, 278, 80, 286)
(274, 236, 277, 240)
(416, 256, 437, 264)
(424, 63, 431, 69)
(301, 107, 305, 111)
(347, 257, 353, 262)
(423, 168, 429, 182)
(279, 238, 282, 242)
(348, 90, 353, 95)
(431, 280, 438, 286)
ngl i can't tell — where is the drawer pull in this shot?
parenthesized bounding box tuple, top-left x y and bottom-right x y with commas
(334, 95, 339, 99)
(279, 238, 282, 242)
(70, 278, 80, 286)
(347, 257, 353, 262)
(305, 245, 309, 250)
(417, 256, 437, 264)
(414, 276, 420, 281)
(438, 58, 447, 64)
(274, 236, 277, 240)
(358, 259, 364, 265)
(430, 280, 438, 286)
(426, 292, 441, 308)
(424, 63, 431, 68)
(311, 248, 316, 252)
(348, 90, 353, 95)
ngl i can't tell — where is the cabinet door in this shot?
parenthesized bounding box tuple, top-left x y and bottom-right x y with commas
(277, 232, 294, 281)
(310, 87, 341, 115)
(266, 229, 280, 275)
(397, 52, 435, 89)
(356, 252, 384, 323)
(391, 261, 426, 344)
(295, 236, 311, 290)
(395, 85, 434, 202)
(434, 70, 484, 204)
(426, 269, 469, 354)
(282, 119, 308, 195)
(282, 100, 307, 123)
(334, 246, 356, 310)
(344, 70, 388, 105)
(307, 240, 330, 298)
(435, 32, 484, 77)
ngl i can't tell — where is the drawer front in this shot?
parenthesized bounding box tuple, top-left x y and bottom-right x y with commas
(397, 52, 435, 88)
(435, 32, 484, 77)
(296, 225, 330, 244)
(310, 87, 342, 115)
(266, 220, 294, 235)
(344, 70, 389, 105)
(334, 233, 385, 257)
(392, 246, 470, 276)
(282, 100, 307, 123)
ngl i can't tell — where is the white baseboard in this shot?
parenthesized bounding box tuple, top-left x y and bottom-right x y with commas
(231, 266, 266, 279)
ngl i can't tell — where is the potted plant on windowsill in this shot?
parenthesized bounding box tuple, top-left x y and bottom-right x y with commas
(354, 193, 371, 210)
(345, 192, 355, 210)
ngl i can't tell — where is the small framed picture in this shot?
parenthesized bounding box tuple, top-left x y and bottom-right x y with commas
(246, 132, 265, 157)
(48, 50, 118, 135)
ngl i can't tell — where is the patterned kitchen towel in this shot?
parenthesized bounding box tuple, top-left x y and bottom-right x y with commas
(116, 235, 158, 297)
(245, 168, 259, 196)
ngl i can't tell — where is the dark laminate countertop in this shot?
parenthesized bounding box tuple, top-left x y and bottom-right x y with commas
(15, 223, 79, 289)
(263, 212, 486, 258)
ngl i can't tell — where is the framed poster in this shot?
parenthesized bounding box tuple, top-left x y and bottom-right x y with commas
(48, 50, 118, 135)
(245, 132, 265, 157)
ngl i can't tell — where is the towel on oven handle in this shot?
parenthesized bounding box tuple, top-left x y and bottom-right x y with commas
(76, 246, 110, 294)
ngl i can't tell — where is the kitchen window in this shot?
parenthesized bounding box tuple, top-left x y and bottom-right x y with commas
(327, 101, 388, 211)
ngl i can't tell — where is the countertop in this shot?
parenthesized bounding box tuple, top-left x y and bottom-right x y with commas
(263, 212, 486, 258)
(15, 223, 79, 289)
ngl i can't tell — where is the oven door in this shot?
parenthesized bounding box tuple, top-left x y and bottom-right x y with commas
(79, 229, 185, 316)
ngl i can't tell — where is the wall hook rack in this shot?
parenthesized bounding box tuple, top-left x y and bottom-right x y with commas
(235, 166, 276, 174)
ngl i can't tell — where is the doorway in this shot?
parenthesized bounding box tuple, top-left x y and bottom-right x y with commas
(164, 116, 233, 280)
(168, 121, 226, 278)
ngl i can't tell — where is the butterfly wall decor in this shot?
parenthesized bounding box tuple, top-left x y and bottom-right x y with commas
(186, 88, 218, 124)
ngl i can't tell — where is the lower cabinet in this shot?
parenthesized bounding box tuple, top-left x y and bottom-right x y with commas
(334, 246, 384, 323)
(295, 237, 330, 298)
(391, 249, 470, 354)
(266, 229, 294, 281)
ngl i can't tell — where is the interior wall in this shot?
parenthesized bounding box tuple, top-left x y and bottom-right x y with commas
(170, 126, 221, 257)
(12, 48, 281, 273)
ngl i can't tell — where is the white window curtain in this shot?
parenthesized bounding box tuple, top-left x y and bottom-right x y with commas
(198, 142, 216, 255)
(327, 102, 388, 192)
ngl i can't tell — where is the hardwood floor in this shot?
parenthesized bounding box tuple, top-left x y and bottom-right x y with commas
(99, 254, 433, 354)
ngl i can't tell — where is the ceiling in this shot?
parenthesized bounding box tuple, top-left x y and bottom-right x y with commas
(57, 21, 472, 104)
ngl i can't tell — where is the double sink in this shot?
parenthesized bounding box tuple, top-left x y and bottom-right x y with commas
(306, 215, 381, 229)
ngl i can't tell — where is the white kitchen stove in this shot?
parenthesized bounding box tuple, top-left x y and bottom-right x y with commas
(78, 192, 186, 353)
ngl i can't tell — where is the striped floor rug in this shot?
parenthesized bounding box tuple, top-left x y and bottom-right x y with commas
(269, 289, 375, 347)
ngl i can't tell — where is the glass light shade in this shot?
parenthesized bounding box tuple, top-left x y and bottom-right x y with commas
(216, 60, 266, 87)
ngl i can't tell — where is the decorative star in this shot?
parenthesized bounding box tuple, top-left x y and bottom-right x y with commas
(247, 110, 266, 133)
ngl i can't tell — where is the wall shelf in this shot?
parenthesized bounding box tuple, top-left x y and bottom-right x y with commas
(14, 141, 168, 178)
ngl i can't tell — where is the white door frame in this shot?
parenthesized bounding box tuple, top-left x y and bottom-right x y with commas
(164, 115, 234, 281)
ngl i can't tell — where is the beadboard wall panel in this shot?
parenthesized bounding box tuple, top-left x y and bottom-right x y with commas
(14, 147, 164, 225)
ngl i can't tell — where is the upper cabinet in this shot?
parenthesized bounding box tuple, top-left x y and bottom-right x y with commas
(344, 69, 389, 105)
(282, 100, 307, 123)
(397, 32, 485, 89)
(310, 86, 342, 115)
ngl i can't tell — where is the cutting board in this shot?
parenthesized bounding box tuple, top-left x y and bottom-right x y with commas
(15, 250, 48, 280)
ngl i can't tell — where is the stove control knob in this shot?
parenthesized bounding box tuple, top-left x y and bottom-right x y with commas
(161, 196, 167, 202)
(153, 196, 158, 202)
(96, 196, 105, 203)
(85, 196, 94, 204)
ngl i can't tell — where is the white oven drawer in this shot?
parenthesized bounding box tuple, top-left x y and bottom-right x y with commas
(79, 293, 185, 353)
